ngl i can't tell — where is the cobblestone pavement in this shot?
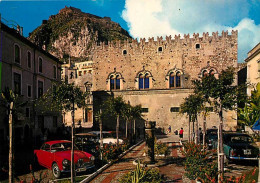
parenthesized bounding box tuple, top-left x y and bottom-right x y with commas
(89, 134, 258, 183)
(90, 142, 146, 183)
(89, 135, 187, 183)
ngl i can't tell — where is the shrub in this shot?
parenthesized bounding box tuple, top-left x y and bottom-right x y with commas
(119, 161, 162, 183)
(96, 142, 130, 163)
(181, 141, 218, 182)
(155, 141, 169, 156)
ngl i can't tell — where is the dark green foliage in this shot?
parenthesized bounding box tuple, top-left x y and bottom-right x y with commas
(35, 82, 88, 113)
(180, 93, 205, 122)
(238, 83, 260, 130)
(192, 67, 237, 112)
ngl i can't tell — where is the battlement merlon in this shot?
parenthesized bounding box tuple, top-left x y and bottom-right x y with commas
(94, 30, 238, 49)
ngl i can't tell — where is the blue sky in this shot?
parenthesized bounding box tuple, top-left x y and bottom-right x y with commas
(1, 0, 260, 63)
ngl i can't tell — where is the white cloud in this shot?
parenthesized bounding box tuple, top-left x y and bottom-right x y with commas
(122, 0, 260, 62)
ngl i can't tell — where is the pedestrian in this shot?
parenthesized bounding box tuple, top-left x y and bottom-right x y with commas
(168, 125, 171, 134)
(179, 128, 184, 141)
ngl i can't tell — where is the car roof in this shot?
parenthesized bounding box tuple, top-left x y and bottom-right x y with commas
(45, 140, 71, 145)
(224, 132, 251, 137)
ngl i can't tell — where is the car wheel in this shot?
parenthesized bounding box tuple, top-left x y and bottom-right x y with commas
(52, 163, 61, 179)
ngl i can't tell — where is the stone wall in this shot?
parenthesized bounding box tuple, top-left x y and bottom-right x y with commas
(92, 31, 238, 133)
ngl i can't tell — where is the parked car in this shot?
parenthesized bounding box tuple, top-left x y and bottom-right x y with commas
(89, 131, 124, 144)
(205, 128, 218, 149)
(34, 140, 95, 178)
(75, 133, 99, 158)
(223, 133, 259, 161)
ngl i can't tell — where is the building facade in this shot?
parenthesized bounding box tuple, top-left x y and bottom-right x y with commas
(245, 42, 260, 96)
(61, 60, 93, 130)
(0, 21, 62, 155)
(92, 31, 238, 134)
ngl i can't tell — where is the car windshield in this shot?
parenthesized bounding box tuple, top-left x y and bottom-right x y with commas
(229, 135, 253, 143)
(51, 142, 78, 152)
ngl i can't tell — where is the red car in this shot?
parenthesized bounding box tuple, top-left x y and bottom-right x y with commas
(34, 140, 95, 178)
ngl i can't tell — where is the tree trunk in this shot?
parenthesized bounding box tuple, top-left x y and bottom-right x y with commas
(188, 115, 191, 142)
(116, 115, 119, 146)
(125, 120, 128, 138)
(9, 102, 13, 183)
(134, 119, 136, 143)
(71, 102, 75, 183)
(203, 115, 206, 147)
(218, 104, 224, 181)
(192, 118, 195, 142)
(195, 116, 199, 144)
(99, 109, 103, 160)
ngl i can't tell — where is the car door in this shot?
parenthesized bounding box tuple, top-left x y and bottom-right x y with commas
(39, 143, 52, 168)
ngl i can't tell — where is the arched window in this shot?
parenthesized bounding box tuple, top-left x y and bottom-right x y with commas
(139, 73, 150, 89)
(110, 75, 115, 90)
(14, 44, 20, 64)
(116, 75, 120, 89)
(110, 75, 120, 90)
(169, 72, 175, 88)
(139, 74, 144, 89)
(144, 74, 149, 89)
(176, 72, 181, 87)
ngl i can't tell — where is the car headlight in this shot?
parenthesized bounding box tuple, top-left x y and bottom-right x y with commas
(62, 159, 70, 166)
(90, 156, 95, 161)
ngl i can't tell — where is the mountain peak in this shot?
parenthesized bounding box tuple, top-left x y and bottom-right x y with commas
(29, 7, 132, 63)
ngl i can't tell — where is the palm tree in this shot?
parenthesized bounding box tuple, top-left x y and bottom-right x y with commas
(131, 105, 142, 142)
(104, 96, 126, 146)
(180, 94, 204, 143)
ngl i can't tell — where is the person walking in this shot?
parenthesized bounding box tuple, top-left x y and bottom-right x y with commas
(179, 128, 184, 141)
(168, 125, 171, 134)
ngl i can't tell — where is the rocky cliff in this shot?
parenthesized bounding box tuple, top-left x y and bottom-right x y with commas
(28, 6, 132, 62)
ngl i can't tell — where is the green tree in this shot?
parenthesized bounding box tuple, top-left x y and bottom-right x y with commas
(180, 94, 204, 143)
(192, 67, 237, 179)
(131, 105, 143, 142)
(1, 88, 26, 183)
(103, 96, 126, 145)
(122, 103, 143, 143)
(238, 83, 260, 133)
(36, 81, 88, 182)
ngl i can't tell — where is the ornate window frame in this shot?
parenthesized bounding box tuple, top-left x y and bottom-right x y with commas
(107, 69, 124, 91)
(166, 68, 184, 88)
(135, 68, 153, 90)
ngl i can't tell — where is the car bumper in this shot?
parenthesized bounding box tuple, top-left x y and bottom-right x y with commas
(229, 156, 259, 160)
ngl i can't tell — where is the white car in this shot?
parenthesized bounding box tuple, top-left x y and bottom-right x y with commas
(89, 131, 124, 145)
